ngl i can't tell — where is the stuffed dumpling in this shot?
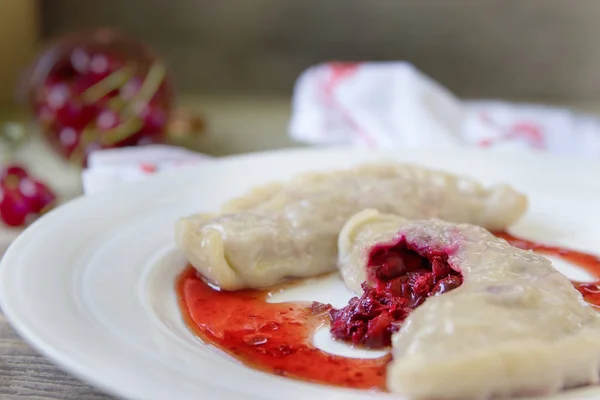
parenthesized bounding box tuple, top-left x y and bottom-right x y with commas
(335, 209, 600, 399)
(176, 163, 527, 290)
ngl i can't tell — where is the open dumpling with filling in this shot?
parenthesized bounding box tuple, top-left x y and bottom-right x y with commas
(335, 209, 600, 399)
(175, 163, 527, 290)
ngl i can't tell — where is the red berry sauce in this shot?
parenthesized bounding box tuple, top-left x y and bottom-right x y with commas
(176, 267, 390, 390)
(330, 239, 462, 348)
(176, 231, 600, 390)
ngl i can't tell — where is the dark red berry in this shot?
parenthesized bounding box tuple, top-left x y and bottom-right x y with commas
(0, 165, 28, 183)
(21, 179, 56, 214)
(0, 190, 32, 227)
(0, 165, 56, 227)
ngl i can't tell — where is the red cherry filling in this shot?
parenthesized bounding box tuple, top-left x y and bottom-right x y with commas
(329, 239, 463, 348)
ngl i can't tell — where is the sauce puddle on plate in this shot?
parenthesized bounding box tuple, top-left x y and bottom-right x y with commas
(176, 267, 389, 390)
(176, 232, 600, 389)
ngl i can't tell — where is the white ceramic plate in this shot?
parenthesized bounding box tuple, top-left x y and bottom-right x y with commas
(2, 147, 600, 400)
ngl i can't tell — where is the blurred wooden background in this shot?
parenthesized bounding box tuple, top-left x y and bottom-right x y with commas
(37, 0, 600, 100)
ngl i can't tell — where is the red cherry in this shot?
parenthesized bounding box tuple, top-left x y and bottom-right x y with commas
(56, 101, 97, 130)
(0, 165, 57, 227)
(87, 52, 123, 79)
(0, 190, 32, 227)
(45, 61, 77, 83)
(38, 81, 98, 129)
(120, 77, 142, 100)
(96, 109, 120, 131)
(70, 47, 91, 75)
(43, 124, 81, 159)
(57, 126, 81, 150)
(44, 82, 71, 111)
(71, 73, 97, 94)
(19, 178, 56, 214)
(139, 103, 167, 134)
(1, 165, 28, 183)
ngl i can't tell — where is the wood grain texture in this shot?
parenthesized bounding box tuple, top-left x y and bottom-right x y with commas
(0, 312, 114, 399)
(41, 0, 600, 99)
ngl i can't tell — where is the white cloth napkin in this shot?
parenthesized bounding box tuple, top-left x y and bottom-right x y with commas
(82, 145, 212, 195)
(289, 62, 600, 155)
(82, 62, 600, 195)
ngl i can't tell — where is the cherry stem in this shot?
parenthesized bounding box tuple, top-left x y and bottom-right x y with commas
(100, 117, 143, 146)
(82, 67, 133, 103)
(68, 61, 166, 162)
(129, 62, 166, 112)
(101, 62, 166, 146)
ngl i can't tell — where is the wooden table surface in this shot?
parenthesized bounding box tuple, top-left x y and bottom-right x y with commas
(0, 96, 598, 399)
(0, 314, 114, 399)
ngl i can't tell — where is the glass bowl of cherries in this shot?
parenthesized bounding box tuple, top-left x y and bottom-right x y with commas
(19, 28, 174, 166)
